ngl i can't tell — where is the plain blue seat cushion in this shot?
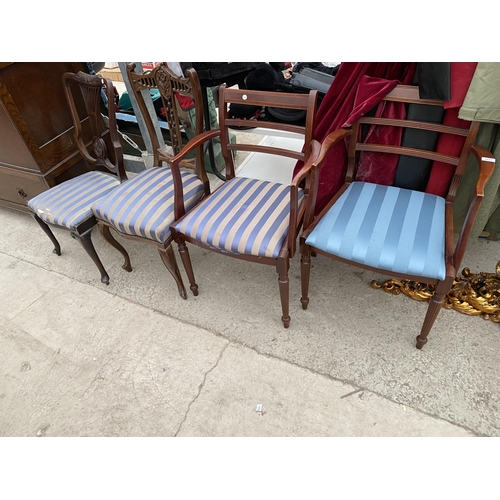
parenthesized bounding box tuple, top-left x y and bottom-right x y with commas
(27, 171, 121, 231)
(92, 167, 205, 244)
(174, 177, 304, 259)
(305, 182, 446, 280)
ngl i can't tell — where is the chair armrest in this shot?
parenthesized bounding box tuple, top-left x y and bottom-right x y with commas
(291, 128, 352, 188)
(169, 129, 221, 167)
(470, 144, 496, 197)
(169, 129, 221, 220)
(287, 131, 351, 256)
(290, 140, 321, 187)
(292, 129, 353, 247)
(452, 144, 496, 270)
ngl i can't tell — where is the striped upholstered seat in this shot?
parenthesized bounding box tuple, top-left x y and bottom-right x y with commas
(174, 177, 305, 259)
(28, 171, 121, 232)
(305, 182, 446, 280)
(92, 166, 205, 244)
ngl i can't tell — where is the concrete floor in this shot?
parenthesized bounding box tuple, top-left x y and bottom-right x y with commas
(1, 148, 499, 437)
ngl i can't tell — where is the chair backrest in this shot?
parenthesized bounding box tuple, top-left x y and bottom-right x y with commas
(125, 63, 206, 176)
(62, 71, 127, 182)
(346, 84, 480, 200)
(217, 86, 318, 180)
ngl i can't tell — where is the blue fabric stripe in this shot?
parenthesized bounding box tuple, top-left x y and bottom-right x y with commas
(357, 185, 399, 267)
(187, 178, 256, 241)
(146, 180, 202, 242)
(117, 173, 175, 236)
(95, 168, 165, 226)
(178, 176, 245, 242)
(310, 182, 363, 256)
(58, 180, 117, 228)
(201, 179, 260, 244)
(377, 188, 412, 271)
(243, 188, 290, 257)
(214, 182, 269, 249)
(423, 198, 445, 278)
(410, 194, 440, 276)
(94, 168, 162, 225)
(228, 184, 283, 254)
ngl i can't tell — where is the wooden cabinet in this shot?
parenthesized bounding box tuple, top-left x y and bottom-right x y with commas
(0, 62, 93, 212)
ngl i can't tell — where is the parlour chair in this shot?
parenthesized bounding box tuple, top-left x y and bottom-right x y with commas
(170, 85, 325, 326)
(299, 84, 496, 349)
(27, 71, 128, 284)
(91, 63, 210, 298)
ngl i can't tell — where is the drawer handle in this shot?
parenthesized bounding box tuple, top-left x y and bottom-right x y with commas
(17, 188, 28, 199)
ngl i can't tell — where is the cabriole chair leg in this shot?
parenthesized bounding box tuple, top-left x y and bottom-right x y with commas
(32, 213, 61, 256)
(71, 228, 110, 285)
(158, 245, 187, 299)
(99, 224, 132, 272)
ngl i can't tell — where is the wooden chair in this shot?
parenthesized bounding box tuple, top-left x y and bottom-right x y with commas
(299, 85, 496, 349)
(169, 86, 322, 326)
(27, 71, 128, 284)
(91, 63, 210, 298)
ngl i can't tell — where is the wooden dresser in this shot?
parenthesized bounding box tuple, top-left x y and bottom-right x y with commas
(0, 62, 93, 213)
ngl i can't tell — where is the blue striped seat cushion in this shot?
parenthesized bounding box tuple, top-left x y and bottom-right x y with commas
(92, 167, 205, 244)
(27, 171, 120, 231)
(305, 182, 446, 280)
(173, 177, 304, 259)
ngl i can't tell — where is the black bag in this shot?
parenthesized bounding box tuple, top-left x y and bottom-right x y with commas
(276, 68, 335, 96)
(181, 62, 261, 84)
(228, 63, 307, 125)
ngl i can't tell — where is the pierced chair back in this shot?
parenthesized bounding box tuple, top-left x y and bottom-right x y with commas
(169, 86, 321, 327)
(300, 84, 496, 348)
(125, 63, 209, 191)
(62, 71, 127, 182)
(27, 71, 127, 285)
(90, 64, 211, 299)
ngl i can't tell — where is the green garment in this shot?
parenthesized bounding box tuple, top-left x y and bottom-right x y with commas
(459, 63, 500, 124)
(184, 89, 236, 173)
(454, 63, 500, 239)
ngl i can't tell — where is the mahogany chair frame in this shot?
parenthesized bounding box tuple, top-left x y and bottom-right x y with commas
(300, 85, 496, 348)
(94, 63, 210, 298)
(169, 85, 328, 326)
(29, 71, 128, 284)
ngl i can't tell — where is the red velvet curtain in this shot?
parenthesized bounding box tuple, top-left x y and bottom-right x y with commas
(294, 62, 416, 214)
(425, 62, 477, 196)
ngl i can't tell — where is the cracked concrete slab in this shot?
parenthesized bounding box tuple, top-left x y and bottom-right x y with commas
(177, 344, 473, 436)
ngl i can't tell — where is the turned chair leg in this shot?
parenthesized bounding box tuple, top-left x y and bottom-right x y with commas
(176, 241, 199, 296)
(99, 224, 132, 272)
(277, 258, 290, 328)
(158, 245, 187, 299)
(32, 213, 61, 256)
(71, 228, 110, 285)
(300, 244, 312, 310)
(416, 278, 453, 349)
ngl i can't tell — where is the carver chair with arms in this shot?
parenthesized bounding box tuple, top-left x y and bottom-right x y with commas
(300, 84, 496, 349)
(91, 63, 210, 298)
(27, 71, 128, 284)
(169, 85, 330, 326)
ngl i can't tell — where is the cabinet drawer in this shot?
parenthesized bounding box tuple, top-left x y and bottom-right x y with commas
(0, 165, 48, 210)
